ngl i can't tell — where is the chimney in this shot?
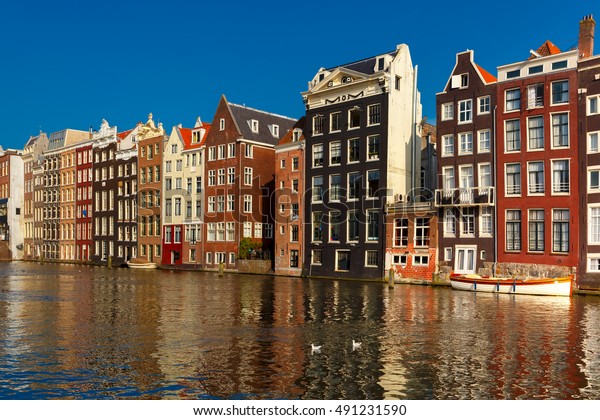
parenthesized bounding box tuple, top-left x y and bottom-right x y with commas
(579, 14, 596, 59)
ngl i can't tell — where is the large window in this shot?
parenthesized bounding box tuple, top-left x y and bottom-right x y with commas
(442, 103, 454, 121)
(367, 210, 379, 241)
(478, 130, 490, 153)
(330, 174, 342, 201)
(349, 108, 360, 128)
(348, 138, 360, 163)
(329, 211, 341, 242)
(552, 113, 569, 147)
(312, 212, 323, 242)
(588, 95, 600, 116)
(552, 160, 570, 193)
(459, 132, 473, 154)
(348, 172, 361, 200)
(458, 99, 472, 123)
(312, 176, 323, 202)
(527, 162, 545, 194)
(348, 211, 359, 242)
(506, 89, 520, 111)
(367, 170, 379, 198)
(478, 96, 491, 114)
(460, 208, 475, 236)
(506, 163, 521, 195)
(313, 144, 323, 167)
(330, 112, 341, 132)
(330, 141, 341, 165)
(415, 218, 430, 246)
(368, 104, 381, 125)
(481, 207, 493, 236)
(506, 120, 521, 151)
(336, 250, 350, 271)
(589, 207, 600, 244)
(527, 83, 544, 108)
(367, 135, 380, 160)
(442, 135, 454, 157)
(506, 210, 522, 251)
(313, 115, 324, 134)
(394, 218, 408, 247)
(528, 116, 544, 150)
(589, 132, 600, 153)
(551, 80, 569, 104)
(552, 209, 569, 252)
(528, 209, 545, 251)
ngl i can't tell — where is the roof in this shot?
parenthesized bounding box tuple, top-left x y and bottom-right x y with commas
(476, 64, 497, 83)
(326, 50, 398, 75)
(529, 40, 562, 59)
(117, 129, 134, 140)
(228, 102, 296, 147)
(277, 117, 306, 146)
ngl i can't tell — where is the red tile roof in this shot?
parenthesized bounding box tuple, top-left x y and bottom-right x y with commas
(476, 64, 497, 83)
(183, 123, 211, 150)
(529, 40, 561, 59)
(117, 129, 134, 140)
(277, 117, 305, 146)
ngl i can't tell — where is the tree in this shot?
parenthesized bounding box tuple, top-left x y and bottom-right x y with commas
(238, 237, 263, 260)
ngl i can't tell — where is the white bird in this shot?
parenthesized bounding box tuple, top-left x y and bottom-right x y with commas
(311, 344, 322, 352)
(352, 340, 362, 350)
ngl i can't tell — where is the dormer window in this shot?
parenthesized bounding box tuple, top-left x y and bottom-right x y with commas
(377, 57, 385, 71)
(292, 129, 302, 142)
(250, 119, 259, 133)
(270, 124, 279, 138)
(192, 131, 200, 143)
(451, 73, 469, 89)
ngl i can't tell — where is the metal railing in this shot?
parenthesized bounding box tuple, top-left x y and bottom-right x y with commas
(434, 186, 495, 207)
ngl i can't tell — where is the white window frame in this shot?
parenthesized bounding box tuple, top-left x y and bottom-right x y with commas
(365, 250, 378, 268)
(454, 245, 477, 275)
(551, 80, 569, 105)
(588, 165, 600, 193)
(441, 134, 454, 157)
(551, 158, 570, 195)
(505, 163, 521, 196)
(444, 247, 453, 262)
(527, 161, 545, 195)
(478, 96, 491, 115)
(589, 206, 600, 245)
(477, 130, 490, 153)
(505, 88, 521, 112)
(550, 112, 570, 149)
(588, 131, 600, 154)
(458, 99, 472, 124)
(588, 95, 600, 116)
(588, 253, 600, 272)
(527, 115, 545, 151)
(458, 132, 473, 155)
(441, 103, 454, 121)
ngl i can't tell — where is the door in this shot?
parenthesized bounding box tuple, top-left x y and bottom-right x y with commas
(455, 246, 477, 274)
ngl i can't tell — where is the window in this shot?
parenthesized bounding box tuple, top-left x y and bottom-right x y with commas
(478, 130, 490, 153)
(528, 162, 544, 194)
(219, 118, 225, 131)
(444, 209, 457, 237)
(365, 250, 378, 267)
(441, 103, 454, 120)
(313, 144, 323, 167)
(243, 195, 252, 213)
(329, 211, 341, 242)
(165, 198, 172, 216)
(330, 112, 341, 132)
(164, 226, 172, 243)
(348, 172, 361, 200)
(444, 248, 453, 262)
(478, 96, 491, 114)
(551, 80, 569, 105)
(243, 222, 252, 238)
(290, 225, 299, 242)
(264, 223, 273, 239)
(217, 169, 225, 185)
(367, 170, 379, 198)
(367, 210, 379, 241)
(330, 174, 341, 201)
(527, 116, 544, 150)
(174, 226, 182, 243)
(244, 167, 252, 186)
(590, 207, 600, 244)
(292, 157, 299, 171)
(590, 169, 600, 192)
(227, 167, 235, 184)
(458, 99, 472, 123)
(505, 120, 521, 151)
(506, 163, 521, 195)
(244, 144, 253, 158)
(460, 208, 475, 236)
(481, 207, 493, 236)
(208, 147, 216, 161)
(312, 176, 323, 202)
(312, 212, 323, 242)
(227, 194, 235, 211)
(228, 143, 235, 158)
(394, 218, 408, 247)
(393, 254, 407, 265)
(290, 250, 299, 268)
(348, 211, 359, 242)
(254, 222, 262, 238)
(552, 160, 569, 193)
(506, 88, 520, 112)
(368, 104, 381, 125)
(527, 83, 544, 108)
(442, 135, 454, 157)
(330, 141, 341, 165)
(459, 132, 473, 154)
(528, 209, 545, 251)
(479, 163, 491, 190)
(348, 138, 360, 163)
(313, 115, 324, 135)
(589, 132, 600, 153)
(588, 95, 599, 115)
(349, 108, 360, 128)
(529, 65, 543, 75)
(442, 166, 455, 192)
(552, 209, 569, 252)
(552, 113, 569, 147)
(312, 250, 322, 265)
(506, 210, 522, 251)
(589, 255, 600, 272)
(336, 250, 350, 271)
(207, 223, 216, 241)
(250, 120, 259, 134)
(218, 145, 226, 159)
(280, 159, 285, 169)
(208, 170, 216, 186)
(367, 135, 380, 160)
(413, 217, 429, 246)
(174, 198, 182, 216)
(413, 255, 429, 266)
(292, 178, 299, 193)
(217, 196, 225, 212)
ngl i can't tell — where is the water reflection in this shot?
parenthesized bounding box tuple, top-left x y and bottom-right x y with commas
(0, 261, 599, 399)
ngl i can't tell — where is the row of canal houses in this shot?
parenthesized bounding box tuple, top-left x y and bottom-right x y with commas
(2, 16, 600, 290)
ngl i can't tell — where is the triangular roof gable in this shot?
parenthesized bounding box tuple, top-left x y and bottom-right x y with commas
(440, 50, 496, 94)
(529, 40, 562, 59)
(310, 67, 370, 93)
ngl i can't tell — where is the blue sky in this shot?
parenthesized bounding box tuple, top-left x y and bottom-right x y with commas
(0, 1, 596, 149)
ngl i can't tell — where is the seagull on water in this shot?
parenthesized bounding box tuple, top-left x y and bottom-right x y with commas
(352, 340, 362, 350)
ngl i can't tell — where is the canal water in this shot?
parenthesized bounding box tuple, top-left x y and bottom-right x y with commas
(0, 261, 599, 399)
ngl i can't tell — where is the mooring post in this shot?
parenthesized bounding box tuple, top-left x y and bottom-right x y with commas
(219, 262, 224, 277)
(388, 268, 395, 288)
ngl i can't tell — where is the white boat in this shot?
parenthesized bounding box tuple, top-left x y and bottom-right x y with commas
(127, 259, 157, 269)
(450, 273, 573, 297)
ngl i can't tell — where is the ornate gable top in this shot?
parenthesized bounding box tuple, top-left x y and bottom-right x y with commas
(138, 113, 165, 140)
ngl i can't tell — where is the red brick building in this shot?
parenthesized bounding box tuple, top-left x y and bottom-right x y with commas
(385, 201, 438, 282)
(202, 95, 296, 270)
(274, 118, 305, 276)
(496, 44, 580, 277)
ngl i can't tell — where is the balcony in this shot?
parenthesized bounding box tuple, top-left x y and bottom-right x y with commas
(434, 186, 495, 207)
